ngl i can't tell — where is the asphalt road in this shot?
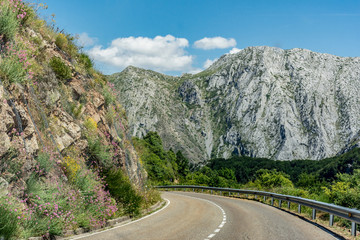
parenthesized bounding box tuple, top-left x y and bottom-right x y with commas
(71, 191, 337, 240)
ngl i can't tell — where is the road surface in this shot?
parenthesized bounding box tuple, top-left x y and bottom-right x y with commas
(71, 191, 338, 240)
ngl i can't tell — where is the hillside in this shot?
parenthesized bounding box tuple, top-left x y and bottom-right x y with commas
(0, 1, 157, 239)
(109, 46, 360, 162)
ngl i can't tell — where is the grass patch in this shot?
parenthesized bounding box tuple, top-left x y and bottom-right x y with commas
(0, 3, 19, 42)
(0, 199, 19, 240)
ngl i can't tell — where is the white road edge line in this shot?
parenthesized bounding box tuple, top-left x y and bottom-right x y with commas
(69, 198, 171, 240)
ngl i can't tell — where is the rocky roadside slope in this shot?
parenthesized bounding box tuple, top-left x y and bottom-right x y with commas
(109, 46, 360, 162)
(0, 2, 149, 237)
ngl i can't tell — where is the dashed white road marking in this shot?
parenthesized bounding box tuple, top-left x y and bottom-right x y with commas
(170, 192, 227, 240)
(208, 233, 216, 238)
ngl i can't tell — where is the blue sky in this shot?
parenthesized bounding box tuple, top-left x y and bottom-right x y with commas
(36, 0, 360, 75)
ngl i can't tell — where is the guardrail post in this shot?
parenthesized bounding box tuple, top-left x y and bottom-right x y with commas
(254, 195, 257, 200)
(202, 189, 204, 193)
(312, 209, 316, 220)
(329, 214, 334, 226)
(229, 192, 231, 196)
(279, 200, 282, 208)
(263, 196, 266, 202)
(287, 201, 290, 209)
(298, 204, 301, 213)
(193, 188, 195, 192)
(220, 191, 222, 196)
(211, 190, 213, 194)
(237, 192, 239, 197)
(246, 194, 248, 198)
(271, 197, 274, 206)
(351, 222, 356, 236)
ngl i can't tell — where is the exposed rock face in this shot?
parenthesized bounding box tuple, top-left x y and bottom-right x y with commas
(0, 44, 144, 191)
(0, 177, 9, 196)
(109, 46, 360, 162)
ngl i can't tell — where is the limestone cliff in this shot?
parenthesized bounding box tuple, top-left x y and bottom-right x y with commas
(109, 46, 360, 162)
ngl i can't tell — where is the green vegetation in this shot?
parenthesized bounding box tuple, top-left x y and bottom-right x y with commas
(133, 132, 180, 184)
(49, 57, 72, 80)
(0, 201, 18, 239)
(0, 2, 19, 42)
(78, 53, 93, 71)
(104, 169, 143, 216)
(136, 132, 360, 212)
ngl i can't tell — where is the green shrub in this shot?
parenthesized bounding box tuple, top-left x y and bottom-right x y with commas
(102, 88, 115, 107)
(104, 168, 143, 216)
(70, 103, 83, 119)
(84, 117, 97, 132)
(105, 107, 115, 126)
(253, 169, 294, 189)
(0, 4, 19, 42)
(87, 135, 113, 169)
(78, 53, 93, 71)
(0, 200, 19, 239)
(49, 57, 72, 80)
(35, 152, 53, 173)
(55, 33, 68, 50)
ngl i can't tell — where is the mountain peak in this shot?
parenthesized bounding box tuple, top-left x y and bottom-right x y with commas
(110, 47, 360, 162)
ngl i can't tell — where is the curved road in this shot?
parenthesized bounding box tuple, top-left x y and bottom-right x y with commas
(71, 191, 337, 240)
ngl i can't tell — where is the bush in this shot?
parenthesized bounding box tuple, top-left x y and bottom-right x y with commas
(0, 4, 19, 42)
(84, 117, 98, 132)
(70, 103, 83, 119)
(55, 33, 68, 50)
(62, 156, 81, 182)
(253, 169, 294, 189)
(0, 200, 19, 239)
(35, 152, 53, 173)
(102, 87, 115, 107)
(87, 135, 113, 169)
(49, 57, 72, 80)
(105, 107, 115, 126)
(104, 168, 143, 216)
(78, 53, 93, 71)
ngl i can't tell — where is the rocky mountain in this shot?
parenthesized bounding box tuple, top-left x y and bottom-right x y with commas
(109, 46, 360, 162)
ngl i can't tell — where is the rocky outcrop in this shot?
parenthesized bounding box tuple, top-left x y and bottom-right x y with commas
(0, 47, 144, 197)
(110, 46, 360, 162)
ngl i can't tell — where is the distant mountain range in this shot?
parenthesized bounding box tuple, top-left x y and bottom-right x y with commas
(109, 46, 360, 163)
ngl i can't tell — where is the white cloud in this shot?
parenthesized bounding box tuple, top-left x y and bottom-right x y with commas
(203, 58, 218, 69)
(87, 35, 193, 72)
(229, 47, 242, 54)
(188, 68, 203, 74)
(77, 32, 97, 47)
(194, 37, 236, 50)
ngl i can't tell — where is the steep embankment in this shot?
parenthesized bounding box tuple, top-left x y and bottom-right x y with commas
(109, 46, 360, 162)
(0, 1, 153, 239)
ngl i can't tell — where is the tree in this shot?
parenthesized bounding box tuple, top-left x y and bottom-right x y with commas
(176, 151, 189, 177)
(253, 169, 293, 189)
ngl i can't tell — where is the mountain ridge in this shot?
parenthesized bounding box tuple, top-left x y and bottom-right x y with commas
(109, 46, 360, 163)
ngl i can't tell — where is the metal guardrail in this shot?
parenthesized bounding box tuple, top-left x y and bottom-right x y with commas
(157, 185, 360, 236)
